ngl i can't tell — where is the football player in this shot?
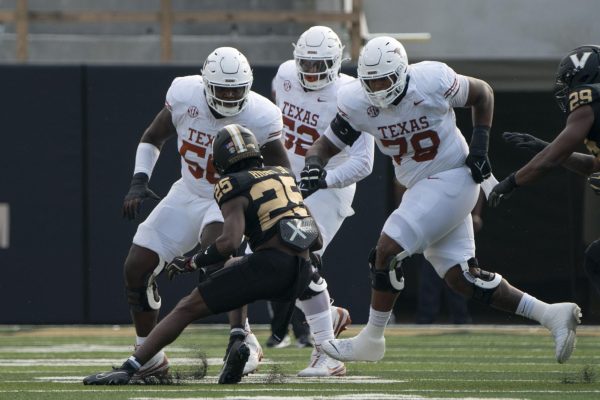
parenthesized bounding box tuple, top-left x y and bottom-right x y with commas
(303, 36, 582, 365)
(120, 47, 288, 379)
(491, 45, 600, 297)
(84, 124, 341, 385)
(268, 25, 375, 376)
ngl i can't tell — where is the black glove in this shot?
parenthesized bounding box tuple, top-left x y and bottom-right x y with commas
(166, 255, 198, 280)
(589, 172, 600, 195)
(299, 156, 327, 198)
(488, 173, 519, 208)
(122, 172, 161, 220)
(465, 126, 492, 183)
(502, 132, 549, 154)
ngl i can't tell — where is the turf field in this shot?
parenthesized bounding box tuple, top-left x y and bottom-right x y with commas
(0, 324, 599, 400)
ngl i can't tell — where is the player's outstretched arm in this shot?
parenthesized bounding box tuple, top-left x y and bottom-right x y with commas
(122, 107, 177, 220)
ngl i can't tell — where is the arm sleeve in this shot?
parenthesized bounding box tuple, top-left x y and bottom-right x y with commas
(325, 133, 375, 188)
(324, 112, 363, 149)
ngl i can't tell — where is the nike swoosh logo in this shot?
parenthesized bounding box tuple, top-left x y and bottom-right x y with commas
(413, 99, 424, 106)
(427, 177, 439, 180)
(317, 98, 327, 102)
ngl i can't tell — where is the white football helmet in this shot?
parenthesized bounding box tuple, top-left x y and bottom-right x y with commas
(293, 26, 344, 90)
(202, 47, 253, 117)
(357, 36, 408, 108)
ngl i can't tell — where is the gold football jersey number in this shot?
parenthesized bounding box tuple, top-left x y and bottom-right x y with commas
(585, 139, 600, 158)
(214, 178, 234, 203)
(568, 88, 593, 112)
(250, 176, 307, 231)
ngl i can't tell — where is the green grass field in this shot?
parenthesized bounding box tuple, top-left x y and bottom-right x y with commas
(0, 324, 599, 399)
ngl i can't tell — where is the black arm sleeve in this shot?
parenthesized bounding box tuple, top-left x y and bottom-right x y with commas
(330, 113, 362, 146)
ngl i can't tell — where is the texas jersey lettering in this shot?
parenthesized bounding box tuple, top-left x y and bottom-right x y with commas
(325, 61, 471, 188)
(166, 75, 283, 198)
(213, 166, 309, 250)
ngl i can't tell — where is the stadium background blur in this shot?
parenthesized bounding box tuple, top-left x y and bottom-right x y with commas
(1, 0, 599, 326)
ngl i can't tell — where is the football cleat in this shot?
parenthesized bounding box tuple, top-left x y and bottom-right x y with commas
(298, 346, 346, 377)
(266, 334, 292, 349)
(218, 339, 250, 384)
(243, 332, 263, 375)
(541, 302, 582, 363)
(331, 306, 351, 337)
(83, 360, 137, 385)
(131, 348, 170, 381)
(321, 329, 385, 362)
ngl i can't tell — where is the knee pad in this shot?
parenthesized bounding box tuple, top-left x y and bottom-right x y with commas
(298, 270, 327, 300)
(460, 258, 502, 304)
(126, 263, 163, 312)
(369, 247, 407, 293)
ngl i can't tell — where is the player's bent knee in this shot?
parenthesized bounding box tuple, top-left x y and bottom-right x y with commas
(369, 247, 407, 293)
(457, 258, 502, 304)
(126, 269, 162, 312)
(298, 271, 327, 300)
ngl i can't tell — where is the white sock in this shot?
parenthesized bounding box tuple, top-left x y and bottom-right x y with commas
(515, 293, 549, 323)
(305, 309, 334, 347)
(363, 307, 391, 338)
(297, 291, 331, 316)
(136, 336, 146, 346)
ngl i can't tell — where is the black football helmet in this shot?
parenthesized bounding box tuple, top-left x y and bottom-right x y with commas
(554, 45, 600, 112)
(212, 124, 263, 175)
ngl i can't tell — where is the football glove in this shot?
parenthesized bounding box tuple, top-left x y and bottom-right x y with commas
(488, 173, 519, 208)
(122, 173, 161, 220)
(166, 255, 198, 280)
(502, 132, 549, 154)
(589, 172, 600, 195)
(465, 126, 492, 183)
(300, 156, 327, 198)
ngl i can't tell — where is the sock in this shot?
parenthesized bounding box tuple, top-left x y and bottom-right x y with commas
(305, 309, 334, 347)
(124, 356, 141, 373)
(515, 293, 549, 323)
(244, 318, 252, 334)
(135, 336, 146, 346)
(297, 290, 331, 316)
(364, 306, 391, 338)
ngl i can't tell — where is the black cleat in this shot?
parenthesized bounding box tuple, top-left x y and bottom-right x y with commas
(83, 359, 137, 385)
(83, 368, 133, 385)
(218, 339, 250, 384)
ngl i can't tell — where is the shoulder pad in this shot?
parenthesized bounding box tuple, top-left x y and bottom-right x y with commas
(213, 173, 249, 205)
(568, 84, 600, 113)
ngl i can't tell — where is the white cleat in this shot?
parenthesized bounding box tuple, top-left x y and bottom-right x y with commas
(131, 348, 170, 381)
(298, 346, 346, 377)
(331, 306, 352, 337)
(243, 332, 263, 375)
(321, 329, 385, 362)
(541, 302, 582, 363)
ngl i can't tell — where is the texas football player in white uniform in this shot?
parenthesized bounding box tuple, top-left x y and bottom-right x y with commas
(271, 26, 374, 377)
(303, 37, 581, 365)
(121, 47, 288, 380)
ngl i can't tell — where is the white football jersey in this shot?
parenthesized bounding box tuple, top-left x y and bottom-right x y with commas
(273, 60, 373, 185)
(325, 61, 470, 188)
(166, 75, 283, 197)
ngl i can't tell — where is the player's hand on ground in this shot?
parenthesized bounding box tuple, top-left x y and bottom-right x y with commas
(488, 173, 518, 207)
(122, 173, 161, 220)
(465, 152, 492, 183)
(588, 172, 600, 195)
(502, 132, 549, 154)
(166, 255, 198, 280)
(300, 158, 327, 198)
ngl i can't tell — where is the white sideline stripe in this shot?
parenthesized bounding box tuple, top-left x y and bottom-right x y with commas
(0, 345, 194, 353)
(0, 357, 285, 367)
(134, 396, 524, 400)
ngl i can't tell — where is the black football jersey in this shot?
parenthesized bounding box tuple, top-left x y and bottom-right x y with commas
(213, 166, 310, 250)
(567, 83, 600, 158)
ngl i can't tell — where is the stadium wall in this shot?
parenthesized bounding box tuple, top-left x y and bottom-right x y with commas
(0, 65, 596, 325)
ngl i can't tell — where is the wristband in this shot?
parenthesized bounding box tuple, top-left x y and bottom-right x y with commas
(192, 243, 229, 267)
(470, 125, 491, 155)
(305, 156, 324, 168)
(133, 143, 160, 178)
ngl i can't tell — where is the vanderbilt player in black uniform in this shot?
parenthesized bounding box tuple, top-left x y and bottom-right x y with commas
(490, 44, 600, 297)
(83, 124, 341, 385)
